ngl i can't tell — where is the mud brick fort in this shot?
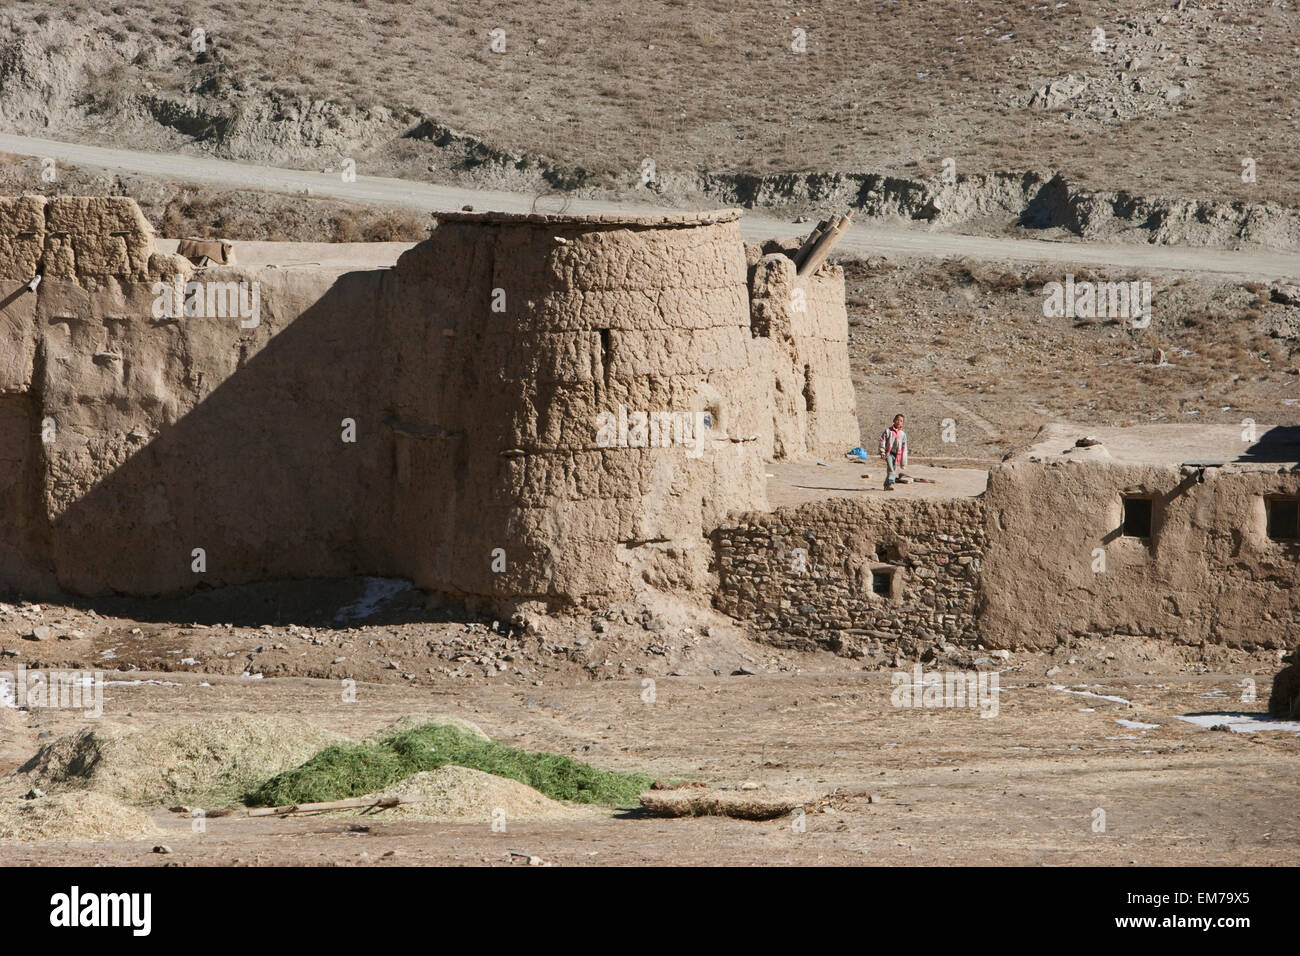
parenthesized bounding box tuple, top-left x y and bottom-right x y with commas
(0, 197, 1295, 648)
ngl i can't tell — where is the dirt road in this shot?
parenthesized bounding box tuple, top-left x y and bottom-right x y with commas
(3, 134, 1297, 281)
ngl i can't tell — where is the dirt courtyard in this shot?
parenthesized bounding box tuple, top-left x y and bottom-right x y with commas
(0, 617, 1294, 866)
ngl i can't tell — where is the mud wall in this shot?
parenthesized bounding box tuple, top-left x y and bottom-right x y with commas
(713, 454, 1300, 651)
(713, 496, 985, 652)
(0, 195, 396, 595)
(0, 200, 807, 606)
(980, 457, 1300, 649)
(383, 211, 768, 608)
(745, 245, 860, 459)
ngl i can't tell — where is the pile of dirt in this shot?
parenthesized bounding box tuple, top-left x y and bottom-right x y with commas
(0, 791, 161, 843)
(15, 716, 342, 806)
(639, 785, 818, 821)
(357, 766, 600, 822)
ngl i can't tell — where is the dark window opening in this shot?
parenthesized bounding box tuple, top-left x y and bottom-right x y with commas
(1267, 498, 1299, 541)
(1122, 496, 1152, 538)
(597, 329, 611, 387)
(871, 568, 893, 597)
(802, 364, 815, 412)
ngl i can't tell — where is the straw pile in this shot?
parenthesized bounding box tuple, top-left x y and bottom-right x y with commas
(16, 716, 343, 806)
(0, 791, 161, 843)
(346, 766, 603, 822)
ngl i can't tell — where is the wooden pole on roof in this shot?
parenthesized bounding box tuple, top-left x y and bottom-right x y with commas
(797, 212, 853, 277)
(792, 218, 831, 269)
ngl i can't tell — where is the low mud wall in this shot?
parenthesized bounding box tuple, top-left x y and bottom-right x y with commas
(980, 457, 1300, 649)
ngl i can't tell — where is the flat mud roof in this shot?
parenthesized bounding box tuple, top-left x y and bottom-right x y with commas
(432, 209, 740, 227)
(766, 460, 988, 508)
(1024, 423, 1300, 466)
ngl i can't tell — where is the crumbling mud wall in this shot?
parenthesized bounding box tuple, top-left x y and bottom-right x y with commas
(4, 200, 845, 606)
(713, 496, 984, 652)
(383, 211, 768, 608)
(0, 197, 397, 595)
(979, 453, 1300, 649)
(745, 242, 860, 459)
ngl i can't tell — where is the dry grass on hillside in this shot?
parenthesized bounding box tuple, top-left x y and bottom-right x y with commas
(845, 256, 1300, 458)
(3, 0, 1297, 206)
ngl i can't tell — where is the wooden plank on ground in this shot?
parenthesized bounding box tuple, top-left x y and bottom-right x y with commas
(248, 794, 426, 817)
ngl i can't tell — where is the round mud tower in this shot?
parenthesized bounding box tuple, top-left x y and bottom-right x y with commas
(387, 211, 767, 608)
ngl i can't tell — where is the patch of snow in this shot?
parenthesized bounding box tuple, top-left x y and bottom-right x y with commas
(1116, 719, 1159, 729)
(0, 675, 19, 711)
(1049, 685, 1132, 706)
(180, 657, 202, 666)
(334, 577, 413, 624)
(1176, 713, 1300, 734)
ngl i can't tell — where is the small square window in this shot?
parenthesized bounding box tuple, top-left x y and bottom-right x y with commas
(1122, 496, 1152, 538)
(871, 568, 893, 597)
(1267, 498, 1299, 541)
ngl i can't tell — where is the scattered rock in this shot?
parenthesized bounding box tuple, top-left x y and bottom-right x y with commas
(1030, 74, 1088, 110)
(1270, 283, 1300, 306)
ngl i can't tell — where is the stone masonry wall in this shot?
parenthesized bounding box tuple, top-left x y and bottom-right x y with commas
(713, 495, 985, 654)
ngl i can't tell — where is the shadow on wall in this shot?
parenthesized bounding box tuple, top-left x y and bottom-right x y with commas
(50, 269, 399, 597)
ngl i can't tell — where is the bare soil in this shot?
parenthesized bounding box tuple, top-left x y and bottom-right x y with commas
(0, 583, 1294, 865)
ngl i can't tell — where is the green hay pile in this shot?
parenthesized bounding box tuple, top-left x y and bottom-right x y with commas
(249, 721, 653, 809)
